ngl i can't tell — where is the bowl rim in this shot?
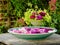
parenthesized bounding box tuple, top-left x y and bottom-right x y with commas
(8, 27, 57, 35)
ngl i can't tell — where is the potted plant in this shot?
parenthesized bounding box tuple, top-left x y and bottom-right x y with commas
(24, 9, 51, 26)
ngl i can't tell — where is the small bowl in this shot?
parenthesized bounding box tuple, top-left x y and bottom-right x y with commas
(8, 27, 57, 40)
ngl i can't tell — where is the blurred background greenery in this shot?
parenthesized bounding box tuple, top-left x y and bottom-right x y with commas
(0, 0, 60, 34)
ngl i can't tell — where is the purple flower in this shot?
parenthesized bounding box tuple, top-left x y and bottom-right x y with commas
(36, 15, 43, 20)
(44, 29, 49, 33)
(25, 27, 31, 31)
(31, 28, 40, 34)
(39, 12, 46, 16)
(39, 28, 52, 33)
(44, 28, 53, 33)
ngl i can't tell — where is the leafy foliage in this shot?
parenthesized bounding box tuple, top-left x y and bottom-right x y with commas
(0, 26, 8, 34)
(54, 0, 60, 34)
(8, 0, 49, 17)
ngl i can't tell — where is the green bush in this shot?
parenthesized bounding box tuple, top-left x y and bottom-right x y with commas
(0, 26, 8, 34)
(8, 0, 49, 17)
(54, 0, 60, 34)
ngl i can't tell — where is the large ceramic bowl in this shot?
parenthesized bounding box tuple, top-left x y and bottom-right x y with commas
(8, 27, 57, 40)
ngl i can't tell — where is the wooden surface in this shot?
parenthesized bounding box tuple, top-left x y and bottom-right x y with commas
(0, 33, 60, 45)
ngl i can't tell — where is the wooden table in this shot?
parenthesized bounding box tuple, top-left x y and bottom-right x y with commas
(0, 33, 60, 45)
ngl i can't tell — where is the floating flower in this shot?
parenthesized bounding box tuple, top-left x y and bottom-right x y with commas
(11, 27, 53, 34)
(25, 27, 31, 31)
(31, 28, 40, 34)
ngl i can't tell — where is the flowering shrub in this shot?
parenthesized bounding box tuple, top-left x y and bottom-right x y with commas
(49, 0, 56, 11)
(24, 9, 51, 26)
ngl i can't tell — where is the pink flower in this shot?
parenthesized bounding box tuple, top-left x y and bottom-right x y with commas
(51, 0, 56, 4)
(50, 5, 56, 11)
(36, 15, 43, 20)
(32, 12, 37, 15)
(49, 0, 56, 11)
(13, 30, 22, 33)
